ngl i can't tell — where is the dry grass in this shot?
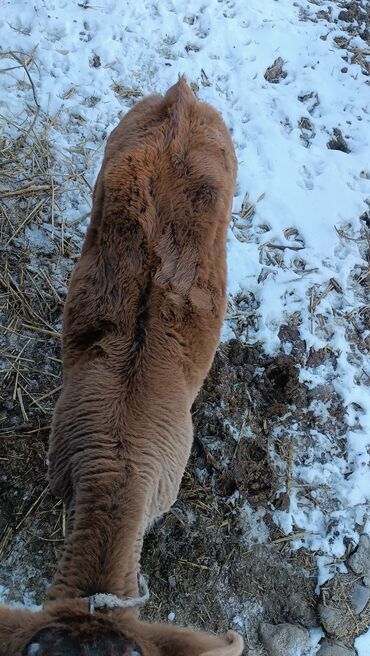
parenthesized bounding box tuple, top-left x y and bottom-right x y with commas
(0, 52, 94, 595)
(320, 571, 370, 647)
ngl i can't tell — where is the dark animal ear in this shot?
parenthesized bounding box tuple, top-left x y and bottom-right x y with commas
(143, 623, 244, 656)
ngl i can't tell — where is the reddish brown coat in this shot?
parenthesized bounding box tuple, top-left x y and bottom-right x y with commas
(0, 78, 241, 655)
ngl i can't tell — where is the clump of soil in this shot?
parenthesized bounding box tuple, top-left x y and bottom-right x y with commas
(264, 57, 287, 83)
(327, 128, 350, 153)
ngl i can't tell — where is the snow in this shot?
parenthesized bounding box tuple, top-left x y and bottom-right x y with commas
(240, 502, 270, 546)
(0, 585, 39, 612)
(309, 628, 324, 655)
(1, 0, 370, 651)
(355, 627, 370, 656)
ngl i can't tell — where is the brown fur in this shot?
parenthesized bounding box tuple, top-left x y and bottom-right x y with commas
(0, 601, 243, 655)
(0, 78, 241, 655)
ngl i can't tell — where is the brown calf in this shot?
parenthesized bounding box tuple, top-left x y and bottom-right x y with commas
(0, 77, 241, 655)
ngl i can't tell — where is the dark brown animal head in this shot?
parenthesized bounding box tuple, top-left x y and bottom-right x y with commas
(0, 603, 243, 656)
(23, 628, 140, 656)
(22, 616, 142, 656)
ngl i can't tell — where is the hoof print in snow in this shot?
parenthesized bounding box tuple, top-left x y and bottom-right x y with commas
(298, 116, 315, 147)
(317, 639, 356, 656)
(263, 355, 303, 415)
(264, 57, 287, 83)
(298, 90, 320, 115)
(327, 128, 350, 153)
(228, 439, 277, 505)
(185, 43, 200, 52)
(90, 53, 101, 68)
(258, 622, 309, 656)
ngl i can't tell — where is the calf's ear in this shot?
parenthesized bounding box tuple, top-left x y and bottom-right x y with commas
(143, 622, 244, 656)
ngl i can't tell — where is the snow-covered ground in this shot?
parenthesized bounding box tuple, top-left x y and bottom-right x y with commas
(1, 0, 370, 654)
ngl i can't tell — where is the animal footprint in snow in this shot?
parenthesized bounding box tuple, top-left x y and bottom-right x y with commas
(298, 90, 320, 116)
(79, 20, 92, 42)
(299, 164, 314, 191)
(298, 116, 315, 147)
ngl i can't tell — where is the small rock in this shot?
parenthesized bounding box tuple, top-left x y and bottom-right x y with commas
(363, 575, 370, 588)
(318, 604, 346, 639)
(264, 57, 287, 84)
(350, 583, 370, 614)
(168, 575, 176, 588)
(287, 592, 317, 627)
(259, 622, 309, 656)
(317, 638, 356, 656)
(348, 535, 370, 576)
